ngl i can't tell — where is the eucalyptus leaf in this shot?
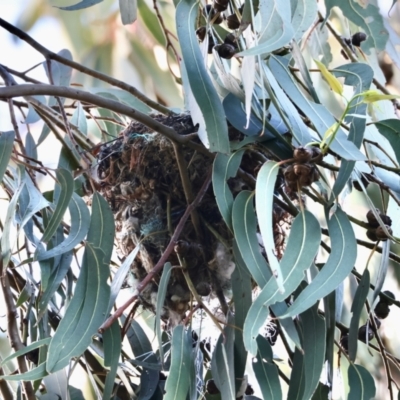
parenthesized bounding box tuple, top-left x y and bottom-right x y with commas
(0, 131, 15, 183)
(279, 207, 357, 318)
(347, 363, 376, 400)
(348, 269, 370, 362)
(176, 0, 229, 153)
(103, 320, 121, 400)
(56, 0, 103, 10)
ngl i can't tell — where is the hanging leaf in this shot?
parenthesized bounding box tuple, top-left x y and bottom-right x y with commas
(232, 191, 272, 287)
(291, 0, 318, 42)
(70, 102, 88, 136)
(243, 210, 321, 355)
(255, 161, 284, 292)
(155, 262, 173, 363)
(36, 193, 90, 261)
(119, 0, 137, 24)
(176, 0, 229, 153)
(348, 269, 370, 362)
(210, 314, 236, 400)
(0, 362, 48, 381)
(374, 119, 400, 164)
(347, 363, 376, 400)
(164, 325, 192, 400)
(331, 63, 373, 201)
(279, 207, 357, 318)
(103, 321, 122, 400)
(0, 131, 15, 183)
(253, 336, 282, 400)
(213, 150, 245, 231)
(239, 0, 294, 56)
(41, 169, 74, 243)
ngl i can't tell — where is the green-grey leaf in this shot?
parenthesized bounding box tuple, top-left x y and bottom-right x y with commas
(239, 0, 294, 56)
(244, 210, 321, 355)
(0, 131, 15, 183)
(348, 269, 370, 362)
(232, 242, 252, 394)
(176, 0, 229, 153)
(156, 262, 173, 364)
(253, 336, 282, 400)
(46, 243, 110, 372)
(255, 161, 284, 291)
(331, 63, 373, 201)
(269, 56, 366, 161)
(0, 362, 48, 381)
(164, 325, 192, 400)
(210, 314, 236, 400)
(119, 0, 137, 24)
(232, 191, 272, 287)
(324, 0, 388, 54)
(347, 363, 376, 400)
(108, 246, 140, 315)
(103, 320, 121, 400)
(280, 207, 357, 318)
(42, 169, 74, 243)
(36, 193, 90, 261)
(70, 102, 87, 136)
(374, 119, 400, 165)
(213, 150, 245, 231)
(291, 0, 318, 42)
(56, 0, 103, 10)
(0, 338, 51, 367)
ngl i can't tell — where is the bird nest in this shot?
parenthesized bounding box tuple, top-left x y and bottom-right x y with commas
(96, 114, 290, 326)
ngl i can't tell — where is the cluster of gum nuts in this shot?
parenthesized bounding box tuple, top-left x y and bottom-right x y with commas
(196, 3, 243, 59)
(365, 208, 393, 242)
(340, 291, 396, 353)
(283, 146, 323, 191)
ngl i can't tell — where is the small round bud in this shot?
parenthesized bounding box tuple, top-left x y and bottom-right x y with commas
(375, 225, 392, 241)
(380, 290, 396, 305)
(216, 43, 236, 59)
(213, 0, 228, 12)
(293, 146, 313, 163)
(374, 301, 390, 319)
(351, 32, 367, 47)
(358, 324, 374, 343)
(224, 33, 238, 48)
(226, 14, 240, 30)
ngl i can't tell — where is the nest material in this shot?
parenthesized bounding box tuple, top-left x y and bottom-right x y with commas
(96, 114, 289, 325)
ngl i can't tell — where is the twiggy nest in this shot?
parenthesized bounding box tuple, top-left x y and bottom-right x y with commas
(96, 114, 290, 326)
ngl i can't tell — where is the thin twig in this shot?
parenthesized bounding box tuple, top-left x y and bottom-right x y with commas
(0, 17, 171, 115)
(0, 262, 35, 400)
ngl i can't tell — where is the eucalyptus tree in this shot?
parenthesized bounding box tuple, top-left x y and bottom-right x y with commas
(1, 0, 400, 399)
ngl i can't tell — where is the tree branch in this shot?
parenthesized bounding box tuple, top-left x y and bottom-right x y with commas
(0, 17, 171, 115)
(0, 83, 193, 145)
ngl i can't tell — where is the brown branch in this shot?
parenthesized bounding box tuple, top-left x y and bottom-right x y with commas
(0, 367, 14, 400)
(0, 262, 35, 400)
(0, 84, 193, 145)
(99, 169, 212, 333)
(0, 17, 171, 115)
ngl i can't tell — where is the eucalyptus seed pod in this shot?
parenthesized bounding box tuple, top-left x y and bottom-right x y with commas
(374, 301, 390, 319)
(224, 33, 238, 48)
(196, 282, 211, 296)
(196, 26, 207, 42)
(366, 229, 378, 242)
(358, 323, 374, 343)
(293, 146, 313, 163)
(380, 290, 396, 305)
(293, 163, 313, 177)
(310, 146, 323, 162)
(366, 209, 381, 228)
(203, 4, 223, 24)
(375, 225, 392, 241)
(351, 32, 367, 47)
(226, 14, 240, 30)
(216, 43, 236, 59)
(213, 0, 228, 12)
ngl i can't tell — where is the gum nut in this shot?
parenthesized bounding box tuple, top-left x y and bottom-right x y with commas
(351, 32, 367, 47)
(196, 26, 206, 42)
(293, 146, 313, 163)
(358, 324, 374, 343)
(310, 146, 323, 162)
(375, 225, 392, 240)
(293, 163, 313, 177)
(340, 335, 349, 352)
(375, 302, 390, 319)
(196, 282, 211, 296)
(381, 290, 396, 305)
(226, 14, 240, 30)
(366, 209, 380, 228)
(216, 43, 236, 59)
(366, 229, 378, 242)
(213, 0, 227, 12)
(284, 164, 296, 181)
(224, 33, 238, 48)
